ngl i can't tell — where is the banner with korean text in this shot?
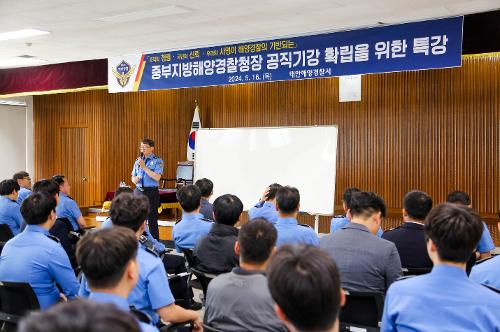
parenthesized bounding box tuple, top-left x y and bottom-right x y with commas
(108, 16, 463, 93)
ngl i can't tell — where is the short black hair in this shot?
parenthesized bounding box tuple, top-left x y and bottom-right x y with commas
(33, 179, 59, 197)
(349, 191, 386, 218)
(141, 138, 155, 147)
(403, 190, 433, 220)
(52, 174, 66, 187)
(18, 300, 140, 332)
(266, 183, 283, 201)
(115, 186, 133, 197)
(110, 193, 149, 232)
(213, 194, 243, 226)
(13, 171, 30, 181)
(176, 185, 201, 212)
(425, 203, 483, 263)
(195, 178, 214, 197)
(267, 245, 342, 332)
(446, 191, 471, 206)
(276, 186, 300, 214)
(0, 179, 20, 195)
(21, 191, 57, 225)
(239, 218, 277, 264)
(342, 187, 361, 208)
(77, 227, 138, 289)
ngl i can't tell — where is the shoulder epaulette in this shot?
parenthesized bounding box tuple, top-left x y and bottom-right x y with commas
(47, 235, 60, 243)
(333, 215, 345, 218)
(144, 247, 159, 257)
(201, 218, 212, 222)
(299, 224, 312, 228)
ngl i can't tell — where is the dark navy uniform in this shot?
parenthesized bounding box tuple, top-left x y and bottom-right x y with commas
(132, 154, 163, 240)
(382, 221, 433, 268)
(0, 225, 79, 309)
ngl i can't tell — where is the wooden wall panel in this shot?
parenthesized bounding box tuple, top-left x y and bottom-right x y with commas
(34, 55, 500, 244)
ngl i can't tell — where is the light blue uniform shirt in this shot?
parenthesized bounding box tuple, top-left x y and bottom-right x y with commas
(89, 292, 159, 332)
(0, 225, 79, 309)
(101, 217, 165, 254)
(16, 187, 32, 205)
(248, 201, 279, 224)
(131, 154, 164, 189)
(476, 222, 495, 254)
(56, 192, 82, 231)
(275, 217, 320, 247)
(172, 212, 213, 252)
(0, 196, 24, 235)
(381, 265, 500, 332)
(80, 244, 175, 325)
(470, 255, 500, 290)
(330, 216, 383, 237)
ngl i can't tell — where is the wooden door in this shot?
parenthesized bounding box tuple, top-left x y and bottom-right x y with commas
(60, 127, 90, 206)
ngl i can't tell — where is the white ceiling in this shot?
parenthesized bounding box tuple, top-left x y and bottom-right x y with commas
(0, 0, 499, 68)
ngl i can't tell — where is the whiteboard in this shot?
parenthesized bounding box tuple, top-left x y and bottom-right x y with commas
(194, 126, 338, 215)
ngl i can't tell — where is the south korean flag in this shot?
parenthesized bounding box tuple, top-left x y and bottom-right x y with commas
(187, 103, 201, 161)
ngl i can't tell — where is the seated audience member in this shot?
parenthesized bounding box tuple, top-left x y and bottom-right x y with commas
(13, 171, 32, 204)
(33, 179, 77, 268)
(76, 227, 159, 332)
(79, 193, 201, 327)
(275, 186, 319, 246)
(382, 190, 433, 268)
(204, 219, 286, 332)
(195, 178, 214, 220)
(248, 183, 282, 225)
(194, 194, 241, 273)
(320, 191, 402, 293)
(381, 203, 500, 331)
(18, 300, 141, 332)
(0, 179, 24, 235)
(102, 186, 198, 310)
(470, 255, 500, 290)
(172, 185, 212, 251)
(0, 192, 79, 308)
(330, 187, 384, 238)
(447, 191, 494, 260)
(267, 245, 345, 332)
(52, 175, 86, 230)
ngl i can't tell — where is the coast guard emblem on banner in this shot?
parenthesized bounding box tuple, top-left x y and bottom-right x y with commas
(112, 60, 136, 88)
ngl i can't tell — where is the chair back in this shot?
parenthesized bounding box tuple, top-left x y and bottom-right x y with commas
(402, 267, 432, 276)
(130, 308, 152, 324)
(181, 248, 197, 270)
(339, 290, 384, 331)
(0, 281, 40, 331)
(49, 218, 79, 269)
(0, 225, 14, 243)
(190, 267, 217, 298)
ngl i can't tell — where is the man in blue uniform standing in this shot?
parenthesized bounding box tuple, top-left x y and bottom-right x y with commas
(13, 171, 32, 205)
(52, 174, 86, 231)
(77, 226, 159, 332)
(172, 185, 212, 251)
(248, 183, 282, 224)
(0, 191, 79, 308)
(330, 187, 383, 237)
(0, 179, 24, 235)
(381, 203, 500, 331)
(274, 186, 319, 246)
(131, 138, 163, 240)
